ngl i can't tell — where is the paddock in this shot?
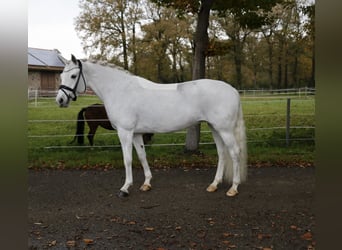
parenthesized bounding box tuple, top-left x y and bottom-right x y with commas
(28, 166, 315, 249)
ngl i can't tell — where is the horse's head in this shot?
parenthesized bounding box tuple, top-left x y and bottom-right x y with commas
(56, 54, 86, 107)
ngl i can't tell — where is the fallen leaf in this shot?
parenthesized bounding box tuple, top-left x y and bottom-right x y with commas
(206, 217, 215, 225)
(83, 238, 94, 245)
(301, 232, 313, 241)
(66, 240, 76, 247)
(48, 240, 57, 246)
(222, 232, 232, 237)
(257, 234, 272, 240)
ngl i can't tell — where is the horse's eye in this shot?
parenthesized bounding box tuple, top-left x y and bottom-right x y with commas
(71, 74, 77, 79)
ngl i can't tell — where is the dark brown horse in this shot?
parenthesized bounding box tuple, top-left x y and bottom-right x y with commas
(71, 104, 153, 145)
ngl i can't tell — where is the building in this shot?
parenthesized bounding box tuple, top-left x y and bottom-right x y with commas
(28, 47, 66, 97)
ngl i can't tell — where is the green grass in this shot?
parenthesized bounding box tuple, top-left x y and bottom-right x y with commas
(28, 95, 315, 169)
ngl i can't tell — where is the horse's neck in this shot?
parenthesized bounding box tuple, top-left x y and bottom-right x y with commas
(83, 62, 130, 101)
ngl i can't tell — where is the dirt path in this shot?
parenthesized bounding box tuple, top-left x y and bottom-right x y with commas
(28, 167, 315, 249)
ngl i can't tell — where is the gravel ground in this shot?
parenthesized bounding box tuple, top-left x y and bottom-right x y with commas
(28, 166, 315, 249)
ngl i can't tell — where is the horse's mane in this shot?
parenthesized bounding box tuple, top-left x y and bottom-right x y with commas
(81, 58, 180, 90)
(81, 59, 133, 76)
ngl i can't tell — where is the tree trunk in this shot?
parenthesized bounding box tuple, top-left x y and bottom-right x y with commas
(277, 55, 282, 89)
(277, 38, 284, 89)
(232, 31, 244, 89)
(120, 6, 129, 70)
(284, 41, 289, 89)
(234, 45, 243, 89)
(132, 23, 138, 75)
(310, 43, 315, 87)
(268, 46, 273, 89)
(171, 46, 178, 82)
(262, 30, 274, 89)
(185, 0, 213, 152)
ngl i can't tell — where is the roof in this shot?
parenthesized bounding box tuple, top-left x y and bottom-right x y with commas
(28, 47, 66, 70)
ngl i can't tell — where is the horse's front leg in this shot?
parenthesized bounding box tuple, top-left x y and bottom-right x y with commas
(133, 134, 152, 192)
(117, 129, 134, 197)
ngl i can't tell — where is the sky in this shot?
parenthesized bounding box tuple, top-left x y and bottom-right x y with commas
(28, 0, 86, 59)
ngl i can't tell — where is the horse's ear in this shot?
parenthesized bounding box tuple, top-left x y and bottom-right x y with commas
(71, 54, 77, 64)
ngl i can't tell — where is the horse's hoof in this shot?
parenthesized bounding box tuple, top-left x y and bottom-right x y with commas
(206, 185, 217, 192)
(226, 187, 238, 197)
(117, 190, 129, 198)
(140, 184, 151, 192)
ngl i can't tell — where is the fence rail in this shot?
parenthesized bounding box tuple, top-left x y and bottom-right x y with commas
(238, 87, 315, 97)
(28, 98, 315, 150)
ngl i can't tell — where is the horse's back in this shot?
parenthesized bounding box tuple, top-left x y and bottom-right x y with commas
(178, 79, 240, 108)
(137, 77, 178, 91)
(181, 79, 238, 95)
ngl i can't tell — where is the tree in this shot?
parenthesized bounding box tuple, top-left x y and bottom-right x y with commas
(260, 25, 276, 88)
(302, 3, 315, 87)
(255, 0, 313, 89)
(133, 2, 193, 83)
(217, 13, 251, 89)
(127, 0, 144, 74)
(75, 0, 143, 70)
(244, 32, 265, 89)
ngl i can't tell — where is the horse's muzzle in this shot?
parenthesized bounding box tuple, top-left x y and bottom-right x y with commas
(58, 99, 68, 108)
(56, 91, 70, 107)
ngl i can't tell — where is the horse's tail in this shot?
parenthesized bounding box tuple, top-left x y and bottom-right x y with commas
(224, 102, 248, 183)
(70, 107, 86, 145)
(235, 103, 248, 183)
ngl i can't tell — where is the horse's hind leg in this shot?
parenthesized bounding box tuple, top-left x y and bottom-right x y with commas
(87, 134, 94, 146)
(87, 124, 98, 146)
(133, 134, 152, 191)
(207, 127, 227, 192)
(218, 130, 241, 197)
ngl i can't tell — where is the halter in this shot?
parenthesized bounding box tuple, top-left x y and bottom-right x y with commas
(59, 60, 86, 101)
